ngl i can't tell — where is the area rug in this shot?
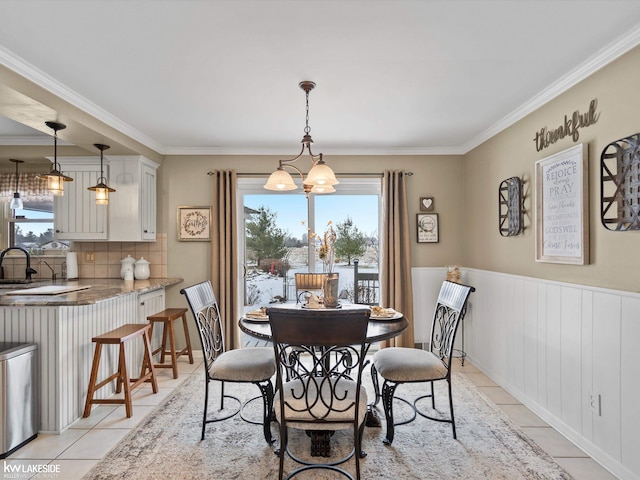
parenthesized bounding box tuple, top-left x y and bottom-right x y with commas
(84, 369, 573, 479)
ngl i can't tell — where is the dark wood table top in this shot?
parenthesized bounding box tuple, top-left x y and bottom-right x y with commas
(239, 303, 409, 344)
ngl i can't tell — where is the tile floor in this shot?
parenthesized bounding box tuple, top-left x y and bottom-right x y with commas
(452, 362, 618, 480)
(3, 357, 619, 480)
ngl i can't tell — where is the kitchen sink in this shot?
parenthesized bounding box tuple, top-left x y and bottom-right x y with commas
(5, 285, 91, 296)
(0, 280, 50, 289)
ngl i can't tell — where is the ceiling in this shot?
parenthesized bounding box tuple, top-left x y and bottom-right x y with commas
(1, 0, 640, 158)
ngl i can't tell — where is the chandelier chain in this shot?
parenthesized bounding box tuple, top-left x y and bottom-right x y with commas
(305, 89, 311, 135)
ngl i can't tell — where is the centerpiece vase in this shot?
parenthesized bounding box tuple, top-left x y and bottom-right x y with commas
(323, 272, 340, 308)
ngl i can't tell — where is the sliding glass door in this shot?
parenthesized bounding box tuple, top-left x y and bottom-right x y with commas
(238, 177, 380, 309)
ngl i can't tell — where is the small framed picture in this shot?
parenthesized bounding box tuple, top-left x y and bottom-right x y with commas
(417, 213, 439, 243)
(419, 196, 434, 211)
(177, 206, 212, 241)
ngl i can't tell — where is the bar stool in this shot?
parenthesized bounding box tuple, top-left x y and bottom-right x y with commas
(83, 324, 158, 418)
(146, 308, 194, 379)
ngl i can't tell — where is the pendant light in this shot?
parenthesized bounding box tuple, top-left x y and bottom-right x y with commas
(8, 159, 24, 210)
(37, 121, 72, 196)
(264, 81, 338, 197)
(87, 144, 115, 205)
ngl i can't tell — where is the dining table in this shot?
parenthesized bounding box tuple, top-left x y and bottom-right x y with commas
(239, 303, 409, 345)
(238, 302, 409, 456)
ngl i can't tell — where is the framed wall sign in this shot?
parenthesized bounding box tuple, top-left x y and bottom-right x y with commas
(177, 206, 212, 241)
(417, 213, 439, 243)
(419, 196, 434, 211)
(535, 144, 589, 264)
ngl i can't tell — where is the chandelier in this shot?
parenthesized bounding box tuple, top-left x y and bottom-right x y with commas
(37, 121, 72, 196)
(264, 81, 338, 197)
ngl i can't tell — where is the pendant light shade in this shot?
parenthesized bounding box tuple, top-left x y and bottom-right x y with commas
(264, 167, 297, 191)
(37, 121, 72, 196)
(9, 159, 24, 210)
(264, 81, 338, 197)
(310, 184, 336, 194)
(305, 158, 339, 186)
(87, 143, 115, 205)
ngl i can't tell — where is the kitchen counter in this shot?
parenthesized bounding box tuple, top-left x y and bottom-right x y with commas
(0, 278, 183, 306)
(0, 277, 183, 433)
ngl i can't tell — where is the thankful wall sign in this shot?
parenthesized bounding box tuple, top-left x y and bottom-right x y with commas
(533, 98, 600, 152)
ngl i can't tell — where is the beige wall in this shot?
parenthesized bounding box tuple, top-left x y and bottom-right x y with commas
(4, 43, 637, 297)
(463, 45, 640, 293)
(159, 154, 465, 300)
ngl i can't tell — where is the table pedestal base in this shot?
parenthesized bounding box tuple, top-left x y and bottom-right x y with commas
(307, 430, 333, 457)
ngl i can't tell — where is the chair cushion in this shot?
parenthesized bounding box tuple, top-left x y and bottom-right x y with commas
(208, 347, 275, 382)
(373, 347, 448, 383)
(275, 377, 368, 431)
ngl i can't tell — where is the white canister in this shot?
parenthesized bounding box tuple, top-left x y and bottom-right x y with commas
(66, 252, 78, 280)
(120, 255, 136, 279)
(134, 257, 150, 280)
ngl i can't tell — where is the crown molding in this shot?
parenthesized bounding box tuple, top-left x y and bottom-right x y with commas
(0, 135, 49, 146)
(0, 45, 165, 153)
(161, 145, 467, 156)
(0, 135, 72, 146)
(461, 24, 640, 154)
(2, 22, 640, 157)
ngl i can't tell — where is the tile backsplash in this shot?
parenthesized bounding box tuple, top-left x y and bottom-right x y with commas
(0, 233, 167, 280)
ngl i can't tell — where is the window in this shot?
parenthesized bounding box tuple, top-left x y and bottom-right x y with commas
(3, 194, 68, 253)
(238, 177, 381, 308)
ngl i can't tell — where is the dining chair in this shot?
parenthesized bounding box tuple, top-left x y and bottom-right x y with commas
(180, 280, 276, 443)
(370, 280, 475, 445)
(294, 272, 327, 303)
(267, 306, 371, 480)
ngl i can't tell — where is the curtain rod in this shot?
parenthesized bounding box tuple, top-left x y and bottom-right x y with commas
(207, 171, 413, 177)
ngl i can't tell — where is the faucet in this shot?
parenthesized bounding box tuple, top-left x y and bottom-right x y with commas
(41, 260, 57, 281)
(0, 247, 38, 281)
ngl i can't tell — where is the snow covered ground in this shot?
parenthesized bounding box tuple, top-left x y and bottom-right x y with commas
(244, 246, 378, 307)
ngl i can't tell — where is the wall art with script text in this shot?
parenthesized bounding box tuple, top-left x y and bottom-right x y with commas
(177, 206, 212, 241)
(533, 99, 599, 152)
(535, 144, 589, 265)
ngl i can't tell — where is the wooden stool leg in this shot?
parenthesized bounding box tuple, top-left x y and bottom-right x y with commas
(167, 320, 179, 379)
(159, 321, 168, 364)
(140, 340, 151, 380)
(119, 343, 133, 418)
(147, 321, 156, 361)
(142, 329, 158, 393)
(83, 343, 102, 418)
(181, 312, 194, 364)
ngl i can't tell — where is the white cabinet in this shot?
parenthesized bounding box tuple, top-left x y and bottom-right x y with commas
(138, 288, 166, 355)
(54, 158, 108, 240)
(108, 156, 159, 242)
(141, 161, 157, 240)
(138, 288, 165, 323)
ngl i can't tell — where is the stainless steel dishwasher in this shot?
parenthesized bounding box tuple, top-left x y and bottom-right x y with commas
(0, 342, 37, 458)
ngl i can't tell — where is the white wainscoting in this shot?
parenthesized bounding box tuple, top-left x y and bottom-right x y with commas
(412, 268, 640, 480)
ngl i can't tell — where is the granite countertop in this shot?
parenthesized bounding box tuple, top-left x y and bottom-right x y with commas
(0, 278, 184, 306)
